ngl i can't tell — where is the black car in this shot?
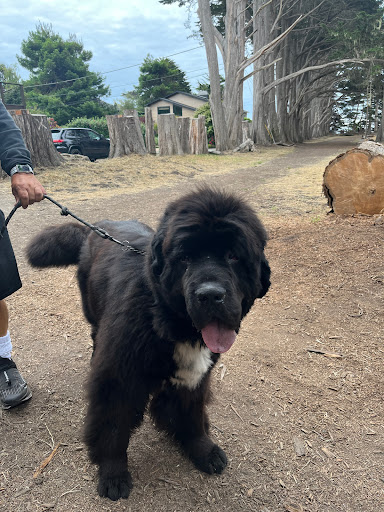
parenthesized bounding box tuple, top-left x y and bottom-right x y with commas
(51, 128, 110, 160)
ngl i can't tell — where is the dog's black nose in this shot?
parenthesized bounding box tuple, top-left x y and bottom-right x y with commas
(195, 282, 226, 304)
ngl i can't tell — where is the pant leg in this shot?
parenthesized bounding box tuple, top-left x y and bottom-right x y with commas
(0, 209, 22, 300)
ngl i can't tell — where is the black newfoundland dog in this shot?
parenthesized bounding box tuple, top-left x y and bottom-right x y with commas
(27, 187, 270, 501)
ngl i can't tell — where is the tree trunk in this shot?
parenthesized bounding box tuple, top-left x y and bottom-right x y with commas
(177, 117, 191, 154)
(145, 107, 156, 155)
(376, 88, 384, 142)
(158, 114, 183, 156)
(197, 0, 230, 151)
(223, 0, 246, 147)
(9, 110, 63, 167)
(106, 114, 147, 158)
(252, 0, 271, 145)
(242, 121, 251, 142)
(323, 143, 384, 215)
(189, 116, 208, 155)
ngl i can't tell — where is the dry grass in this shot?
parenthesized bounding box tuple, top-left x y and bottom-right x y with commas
(260, 156, 333, 218)
(32, 146, 291, 199)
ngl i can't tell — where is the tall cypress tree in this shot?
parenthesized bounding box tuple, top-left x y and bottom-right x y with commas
(18, 22, 113, 125)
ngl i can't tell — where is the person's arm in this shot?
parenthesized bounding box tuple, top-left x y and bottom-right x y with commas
(0, 102, 32, 173)
(0, 102, 45, 208)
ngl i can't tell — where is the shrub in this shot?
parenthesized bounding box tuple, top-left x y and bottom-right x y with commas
(194, 103, 214, 146)
(65, 117, 109, 137)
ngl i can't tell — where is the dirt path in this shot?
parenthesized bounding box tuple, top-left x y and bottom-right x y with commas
(1, 136, 383, 512)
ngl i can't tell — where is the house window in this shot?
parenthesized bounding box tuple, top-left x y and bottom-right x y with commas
(173, 105, 182, 116)
(158, 106, 170, 115)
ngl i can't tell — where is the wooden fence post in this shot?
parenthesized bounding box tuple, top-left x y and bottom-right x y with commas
(158, 114, 183, 156)
(145, 107, 156, 155)
(189, 115, 208, 155)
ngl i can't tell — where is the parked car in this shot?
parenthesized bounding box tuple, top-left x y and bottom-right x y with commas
(51, 128, 110, 160)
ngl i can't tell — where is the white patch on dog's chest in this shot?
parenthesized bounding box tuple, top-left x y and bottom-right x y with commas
(170, 342, 213, 390)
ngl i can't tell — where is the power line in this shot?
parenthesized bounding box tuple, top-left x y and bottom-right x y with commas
(23, 45, 205, 90)
(19, 64, 224, 107)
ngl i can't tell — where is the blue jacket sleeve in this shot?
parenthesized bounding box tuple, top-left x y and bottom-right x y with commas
(0, 101, 33, 175)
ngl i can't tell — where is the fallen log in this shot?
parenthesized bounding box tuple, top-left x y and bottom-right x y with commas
(323, 141, 384, 215)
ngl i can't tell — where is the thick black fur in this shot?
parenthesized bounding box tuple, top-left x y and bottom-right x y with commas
(27, 187, 270, 501)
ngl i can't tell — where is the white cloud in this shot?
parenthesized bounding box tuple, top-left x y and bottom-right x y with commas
(0, 0, 253, 114)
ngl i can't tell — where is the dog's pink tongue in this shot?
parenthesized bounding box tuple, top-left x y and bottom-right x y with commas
(201, 321, 237, 353)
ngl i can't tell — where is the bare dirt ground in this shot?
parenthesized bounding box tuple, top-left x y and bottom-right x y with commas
(0, 136, 383, 512)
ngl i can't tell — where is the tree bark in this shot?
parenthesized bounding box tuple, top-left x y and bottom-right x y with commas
(106, 114, 147, 158)
(223, 0, 246, 147)
(375, 88, 384, 142)
(145, 107, 156, 154)
(242, 121, 251, 142)
(177, 117, 191, 154)
(9, 110, 63, 167)
(158, 114, 183, 156)
(323, 143, 384, 214)
(189, 116, 208, 155)
(197, 0, 230, 151)
(252, 0, 271, 145)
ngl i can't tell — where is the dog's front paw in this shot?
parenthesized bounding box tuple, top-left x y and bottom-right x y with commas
(192, 444, 228, 475)
(97, 471, 133, 501)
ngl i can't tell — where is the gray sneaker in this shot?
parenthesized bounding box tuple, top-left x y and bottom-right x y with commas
(0, 358, 32, 410)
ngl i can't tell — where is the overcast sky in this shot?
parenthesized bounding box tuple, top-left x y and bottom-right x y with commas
(1, 0, 254, 116)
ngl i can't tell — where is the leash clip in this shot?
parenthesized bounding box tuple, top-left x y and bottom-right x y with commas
(121, 240, 131, 252)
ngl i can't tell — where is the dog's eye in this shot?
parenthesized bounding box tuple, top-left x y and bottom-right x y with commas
(227, 252, 239, 262)
(181, 254, 191, 264)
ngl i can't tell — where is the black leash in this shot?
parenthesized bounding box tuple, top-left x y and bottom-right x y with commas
(1, 194, 147, 256)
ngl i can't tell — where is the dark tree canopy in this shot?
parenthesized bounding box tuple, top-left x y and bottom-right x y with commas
(17, 22, 113, 125)
(134, 55, 191, 110)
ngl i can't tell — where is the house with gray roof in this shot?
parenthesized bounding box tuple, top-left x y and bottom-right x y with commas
(145, 91, 209, 123)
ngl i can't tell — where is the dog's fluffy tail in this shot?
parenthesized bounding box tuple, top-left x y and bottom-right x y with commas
(27, 223, 89, 268)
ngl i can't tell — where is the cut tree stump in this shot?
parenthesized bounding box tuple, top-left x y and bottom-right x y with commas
(9, 110, 63, 167)
(106, 113, 147, 157)
(323, 142, 384, 215)
(177, 117, 191, 154)
(189, 116, 208, 155)
(158, 114, 183, 156)
(144, 107, 156, 155)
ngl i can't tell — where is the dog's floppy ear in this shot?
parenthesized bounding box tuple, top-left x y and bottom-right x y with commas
(150, 228, 165, 277)
(258, 255, 271, 298)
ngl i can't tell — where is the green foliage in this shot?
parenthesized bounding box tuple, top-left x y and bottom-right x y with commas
(64, 117, 109, 137)
(323, 1, 384, 132)
(160, 0, 226, 35)
(0, 63, 23, 105)
(194, 102, 214, 144)
(134, 54, 191, 110)
(18, 22, 111, 125)
(114, 90, 140, 113)
(196, 75, 224, 96)
(0, 63, 21, 83)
